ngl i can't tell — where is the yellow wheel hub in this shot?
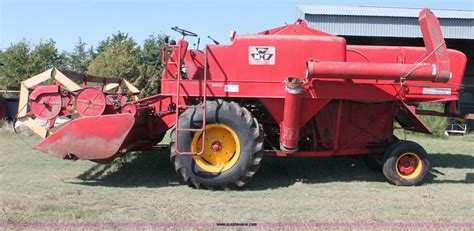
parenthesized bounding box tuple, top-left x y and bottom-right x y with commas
(395, 152, 423, 180)
(191, 124, 240, 173)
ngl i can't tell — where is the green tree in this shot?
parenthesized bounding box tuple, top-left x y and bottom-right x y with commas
(89, 32, 166, 97)
(66, 38, 92, 73)
(0, 40, 31, 86)
(418, 103, 448, 138)
(29, 39, 66, 72)
(0, 33, 166, 97)
(136, 34, 165, 97)
(96, 31, 136, 55)
(0, 39, 65, 87)
(87, 32, 140, 82)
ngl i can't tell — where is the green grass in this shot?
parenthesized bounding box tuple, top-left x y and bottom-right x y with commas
(0, 132, 473, 227)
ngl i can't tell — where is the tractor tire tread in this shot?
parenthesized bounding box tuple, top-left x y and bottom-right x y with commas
(169, 99, 264, 190)
(382, 140, 430, 186)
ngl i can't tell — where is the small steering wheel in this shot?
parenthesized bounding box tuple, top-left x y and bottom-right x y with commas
(171, 26, 198, 37)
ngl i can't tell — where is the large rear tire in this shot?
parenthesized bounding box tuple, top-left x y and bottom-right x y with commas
(170, 99, 264, 189)
(382, 140, 430, 186)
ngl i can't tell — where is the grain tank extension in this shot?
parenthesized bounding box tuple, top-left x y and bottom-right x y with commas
(18, 9, 468, 188)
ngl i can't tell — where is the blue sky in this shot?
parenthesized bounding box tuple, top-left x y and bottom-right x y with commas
(1, 0, 473, 51)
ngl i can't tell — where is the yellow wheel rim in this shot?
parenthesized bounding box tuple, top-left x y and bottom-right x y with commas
(395, 152, 423, 180)
(191, 124, 241, 173)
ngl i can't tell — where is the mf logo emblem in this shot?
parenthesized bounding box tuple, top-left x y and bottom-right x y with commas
(249, 46, 275, 65)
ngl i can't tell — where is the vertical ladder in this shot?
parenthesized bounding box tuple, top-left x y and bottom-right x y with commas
(172, 45, 208, 155)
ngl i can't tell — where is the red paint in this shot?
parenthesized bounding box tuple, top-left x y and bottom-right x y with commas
(29, 85, 62, 120)
(75, 88, 107, 117)
(398, 155, 418, 175)
(280, 78, 305, 152)
(26, 9, 467, 161)
(211, 141, 222, 152)
(34, 114, 135, 160)
(313, 101, 397, 151)
(307, 10, 452, 84)
(419, 8, 450, 83)
(121, 103, 137, 116)
(307, 61, 440, 82)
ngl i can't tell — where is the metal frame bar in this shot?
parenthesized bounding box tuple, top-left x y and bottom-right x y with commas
(333, 99, 343, 151)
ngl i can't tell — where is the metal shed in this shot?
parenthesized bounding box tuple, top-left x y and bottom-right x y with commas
(296, 5, 473, 39)
(297, 5, 474, 120)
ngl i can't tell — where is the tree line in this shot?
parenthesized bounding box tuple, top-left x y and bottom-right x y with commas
(0, 32, 165, 97)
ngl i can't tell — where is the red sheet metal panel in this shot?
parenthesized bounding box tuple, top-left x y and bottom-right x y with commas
(34, 114, 135, 160)
(419, 8, 451, 83)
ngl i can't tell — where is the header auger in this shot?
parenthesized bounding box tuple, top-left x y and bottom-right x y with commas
(19, 9, 467, 189)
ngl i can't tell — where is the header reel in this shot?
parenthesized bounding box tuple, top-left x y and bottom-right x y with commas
(18, 68, 140, 138)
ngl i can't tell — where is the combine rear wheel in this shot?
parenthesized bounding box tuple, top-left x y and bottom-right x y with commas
(170, 99, 263, 189)
(382, 141, 430, 186)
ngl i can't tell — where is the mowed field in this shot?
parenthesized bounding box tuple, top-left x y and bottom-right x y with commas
(0, 129, 473, 227)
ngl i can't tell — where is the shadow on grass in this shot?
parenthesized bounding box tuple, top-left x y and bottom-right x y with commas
(426, 153, 474, 184)
(75, 149, 182, 188)
(429, 153, 474, 169)
(73, 149, 474, 189)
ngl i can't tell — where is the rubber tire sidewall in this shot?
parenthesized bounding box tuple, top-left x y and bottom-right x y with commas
(382, 141, 430, 186)
(172, 100, 262, 188)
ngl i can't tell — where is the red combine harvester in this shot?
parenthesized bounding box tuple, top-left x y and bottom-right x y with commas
(18, 9, 467, 189)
